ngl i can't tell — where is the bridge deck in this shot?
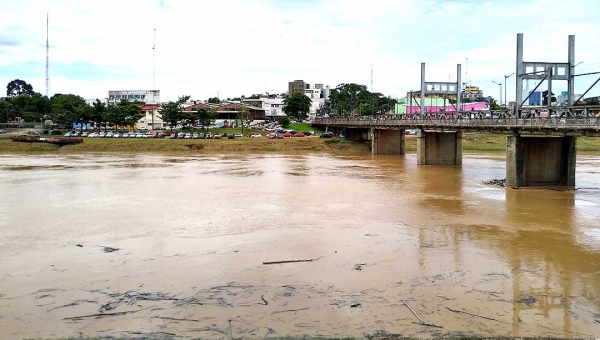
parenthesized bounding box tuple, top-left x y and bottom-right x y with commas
(315, 116, 600, 137)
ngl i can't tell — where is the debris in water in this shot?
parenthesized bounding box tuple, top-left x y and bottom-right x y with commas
(263, 257, 321, 265)
(96, 245, 120, 253)
(350, 302, 361, 308)
(354, 263, 367, 271)
(518, 296, 538, 306)
(76, 244, 83, 247)
(483, 178, 506, 187)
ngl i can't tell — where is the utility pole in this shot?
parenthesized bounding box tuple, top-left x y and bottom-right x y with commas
(504, 73, 515, 107)
(152, 28, 156, 129)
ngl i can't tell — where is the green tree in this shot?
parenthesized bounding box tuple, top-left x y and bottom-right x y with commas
(328, 83, 369, 116)
(278, 116, 290, 127)
(50, 94, 87, 128)
(0, 99, 14, 123)
(119, 100, 144, 128)
(91, 99, 107, 130)
(6, 79, 35, 97)
(195, 107, 216, 137)
(236, 106, 249, 135)
(207, 97, 221, 104)
(159, 95, 190, 130)
(247, 94, 261, 99)
(6, 93, 50, 122)
(283, 92, 312, 121)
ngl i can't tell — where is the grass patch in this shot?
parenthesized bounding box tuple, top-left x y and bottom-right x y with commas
(287, 123, 325, 134)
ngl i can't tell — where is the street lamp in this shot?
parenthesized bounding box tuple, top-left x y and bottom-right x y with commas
(504, 73, 515, 107)
(492, 81, 502, 108)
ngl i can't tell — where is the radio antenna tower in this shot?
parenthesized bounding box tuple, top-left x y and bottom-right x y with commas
(45, 13, 50, 97)
(152, 28, 156, 92)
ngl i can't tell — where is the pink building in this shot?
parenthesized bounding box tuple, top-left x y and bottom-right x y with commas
(405, 102, 489, 114)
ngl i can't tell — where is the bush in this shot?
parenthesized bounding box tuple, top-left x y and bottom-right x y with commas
(278, 117, 290, 127)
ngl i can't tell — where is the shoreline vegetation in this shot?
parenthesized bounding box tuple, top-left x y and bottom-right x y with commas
(2, 134, 600, 154)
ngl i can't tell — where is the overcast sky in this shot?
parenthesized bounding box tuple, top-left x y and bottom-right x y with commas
(1, 0, 599, 102)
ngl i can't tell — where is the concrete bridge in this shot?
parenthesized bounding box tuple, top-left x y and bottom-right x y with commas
(313, 110, 600, 189)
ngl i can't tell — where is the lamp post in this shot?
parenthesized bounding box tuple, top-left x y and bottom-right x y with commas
(504, 73, 515, 107)
(492, 81, 502, 108)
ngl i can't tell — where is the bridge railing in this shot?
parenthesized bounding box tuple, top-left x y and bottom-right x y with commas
(314, 116, 600, 130)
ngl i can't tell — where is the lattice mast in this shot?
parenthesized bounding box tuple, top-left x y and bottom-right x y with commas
(45, 13, 49, 97)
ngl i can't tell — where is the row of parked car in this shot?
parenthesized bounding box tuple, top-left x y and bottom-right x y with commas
(64, 129, 340, 140)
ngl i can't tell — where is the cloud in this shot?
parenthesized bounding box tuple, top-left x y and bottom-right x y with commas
(0, 0, 598, 102)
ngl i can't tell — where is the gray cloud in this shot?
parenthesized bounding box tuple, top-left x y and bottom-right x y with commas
(0, 37, 20, 46)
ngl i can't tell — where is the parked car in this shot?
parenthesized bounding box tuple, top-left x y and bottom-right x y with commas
(88, 132, 98, 138)
(234, 133, 243, 138)
(113, 133, 122, 138)
(213, 134, 222, 139)
(198, 132, 205, 139)
(0, 129, 5, 134)
(192, 132, 199, 139)
(64, 132, 72, 137)
(184, 133, 192, 139)
(293, 132, 305, 137)
(319, 133, 332, 138)
(283, 132, 293, 138)
(205, 132, 213, 139)
(250, 133, 262, 138)
(228, 134, 235, 139)
(81, 132, 89, 137)
(106, 132, 114, 138)
(276, 133, 284, 139)
(169, 133, 177, 139)
(135, 133, 143, 138)
(177, 132, 185, 138)
(139, 126, 148, 130)
(268, 133, 277, 139)
(98, 131, 106, 138)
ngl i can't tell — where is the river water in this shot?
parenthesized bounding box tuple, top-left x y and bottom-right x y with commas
(0, 152, 599, 339)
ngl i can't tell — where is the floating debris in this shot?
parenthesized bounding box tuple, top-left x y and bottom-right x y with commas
(483, 178, 506, 187)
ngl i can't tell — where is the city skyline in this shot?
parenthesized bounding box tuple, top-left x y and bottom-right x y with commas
(0, 0, 599, 102)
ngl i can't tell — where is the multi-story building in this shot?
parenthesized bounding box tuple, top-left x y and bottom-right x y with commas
(288, 80, 307, 96)
(406, 90, 457, 101)
(108, 90, 160, 105)
(461, 86, 483, 100)
(241, 98, 286, 120)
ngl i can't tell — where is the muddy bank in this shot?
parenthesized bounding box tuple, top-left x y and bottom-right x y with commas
(0, 137, 370, 154)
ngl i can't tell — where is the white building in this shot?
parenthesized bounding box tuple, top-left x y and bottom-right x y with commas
(305, 87, 325, 115)
(241, 98, 286, 119)
(108, 90, 160, 105)
(136, 104, 163, 129)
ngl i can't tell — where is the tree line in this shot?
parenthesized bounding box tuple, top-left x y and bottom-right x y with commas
(326, 83, 397, 116)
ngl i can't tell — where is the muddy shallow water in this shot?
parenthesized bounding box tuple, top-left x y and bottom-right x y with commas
(0, 153, 599, 339)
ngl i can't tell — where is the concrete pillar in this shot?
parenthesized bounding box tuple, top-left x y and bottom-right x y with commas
(417, 131, 462, 165)
(506, 136, 576, 188)
(371, 129, 405, 155)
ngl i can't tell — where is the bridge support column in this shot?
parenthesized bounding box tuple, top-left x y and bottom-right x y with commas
(417, 131, 462, 165)
(371, 129, 405, 155)
(506, 136, 576, 188)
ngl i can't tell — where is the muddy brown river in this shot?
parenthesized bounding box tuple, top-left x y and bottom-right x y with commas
(0, 152, 599, 339)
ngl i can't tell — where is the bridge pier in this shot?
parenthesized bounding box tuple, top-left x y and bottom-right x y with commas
(417, 131, 462, 165)
(371, 129, 405, 155)
(506, 136, 576, 188)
